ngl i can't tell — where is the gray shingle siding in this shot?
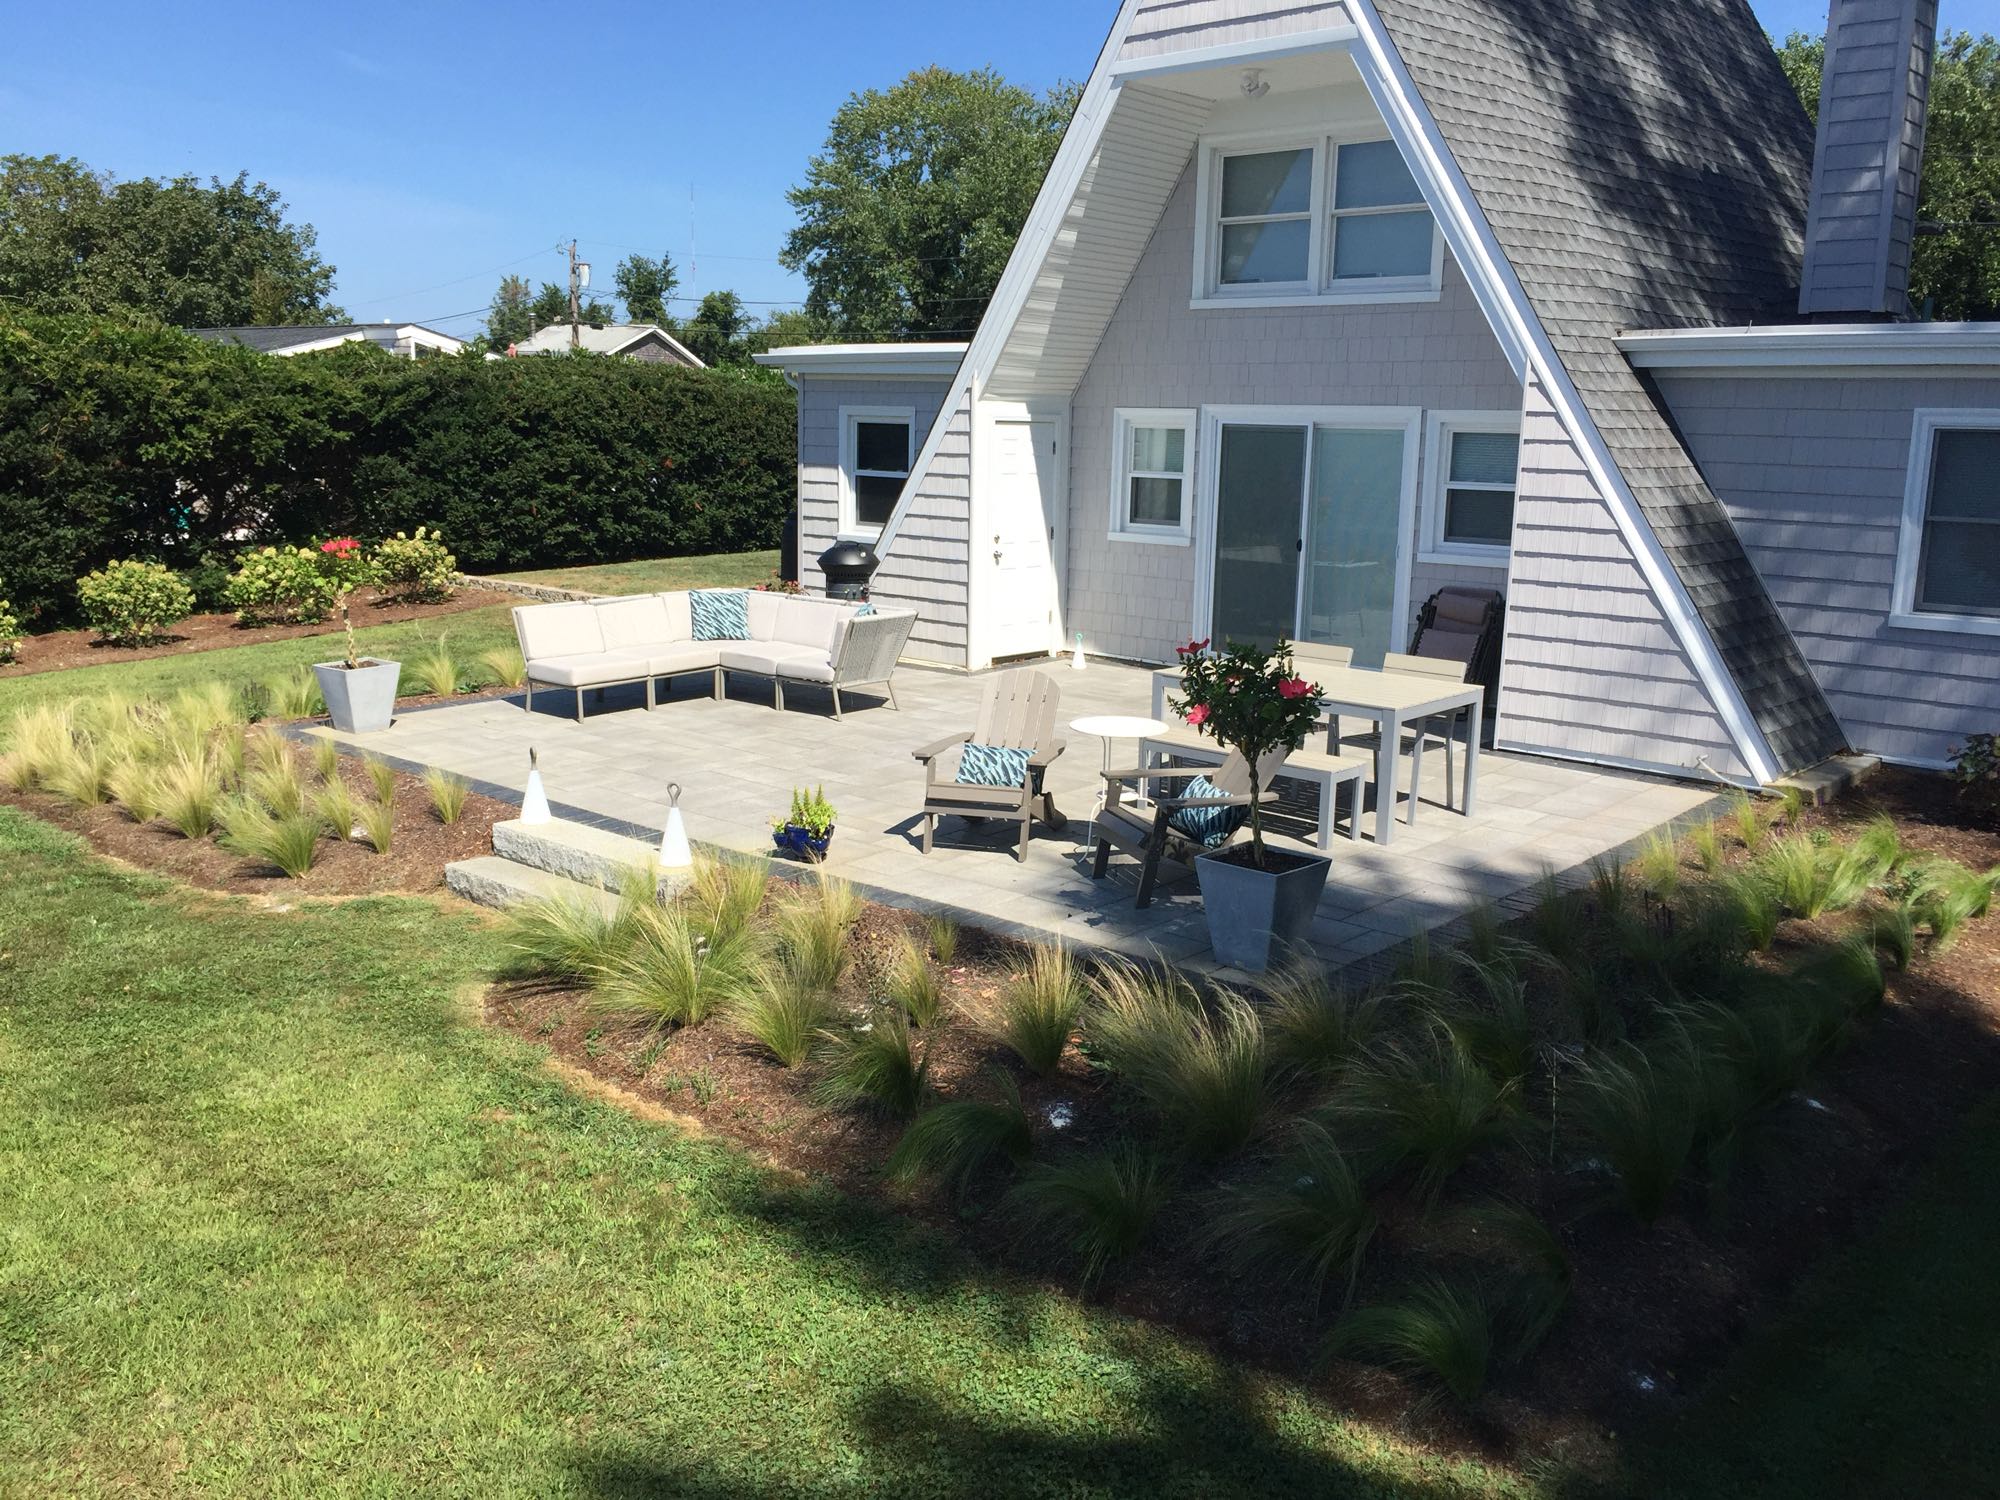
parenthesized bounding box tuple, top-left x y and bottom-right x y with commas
(1067, 163, 1517, 664)
(877, 394, 975, 667)
(1370, 0, 1849, 775)
(1658, 372, 2000, 766)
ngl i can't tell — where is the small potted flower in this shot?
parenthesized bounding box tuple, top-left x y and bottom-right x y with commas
(312, 538, 402, 734)
(771, 785, 837, 861)
(1170, 637, 1331, 971)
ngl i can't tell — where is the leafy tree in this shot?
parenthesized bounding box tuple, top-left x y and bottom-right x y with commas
(528, 280, 615, 333)
(781, 68, 1078, 339)
(487, 275, 534, 347)
(680, 290, 752, 365)
(614, 252, 680, 326)
(745, 307, 833, 357)
(0, 154, 343, 326)
(1777, 29, 2000, 319)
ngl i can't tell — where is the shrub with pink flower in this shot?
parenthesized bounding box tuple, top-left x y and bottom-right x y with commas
(1169, 637, 1325, 867)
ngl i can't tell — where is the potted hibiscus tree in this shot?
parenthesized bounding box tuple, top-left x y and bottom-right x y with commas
(311, 538, 402, 734)
(1170, 637, 1331, 971)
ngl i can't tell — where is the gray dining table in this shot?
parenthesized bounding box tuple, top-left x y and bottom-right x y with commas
(1151, 663, 1483, 847)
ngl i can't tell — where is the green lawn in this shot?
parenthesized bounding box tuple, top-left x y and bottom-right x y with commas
(488, 550, 780, 597)
(0, 808, 1516, 1499)
(0, 606, 521, 731)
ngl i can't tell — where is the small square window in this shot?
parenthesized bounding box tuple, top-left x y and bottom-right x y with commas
(1111, 410, 1195, 542)
(842, 411, 913, 537)
(1425, 420, 1518, 559)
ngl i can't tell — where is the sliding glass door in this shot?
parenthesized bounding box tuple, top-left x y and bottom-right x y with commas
(1208, 412, 1412, 666)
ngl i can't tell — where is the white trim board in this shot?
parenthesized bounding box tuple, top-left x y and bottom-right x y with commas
(1620, 323, 2000, 377)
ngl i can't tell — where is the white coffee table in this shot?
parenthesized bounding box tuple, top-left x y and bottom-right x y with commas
(1070, 714, 1170, 840)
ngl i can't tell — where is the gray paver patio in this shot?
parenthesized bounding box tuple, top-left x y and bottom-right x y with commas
(306, 662, 1722, 977)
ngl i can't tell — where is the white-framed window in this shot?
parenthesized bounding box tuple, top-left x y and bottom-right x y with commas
(1109, 408, 1196, 543)
(838, 406, 914, 540)
(1891, 408, 2000, 636)
(1420, 412, 1520, 563)
(1193, 131, 1442, 309)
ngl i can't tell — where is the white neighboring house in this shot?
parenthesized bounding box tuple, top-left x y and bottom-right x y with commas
(189, 323, 468, 358)
(509, 322, 705, 368)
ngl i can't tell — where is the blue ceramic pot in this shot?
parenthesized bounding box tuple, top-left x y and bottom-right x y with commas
(772, 824, 834, 862)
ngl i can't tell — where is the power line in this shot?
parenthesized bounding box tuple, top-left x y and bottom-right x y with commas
(348, 245, 562, 311)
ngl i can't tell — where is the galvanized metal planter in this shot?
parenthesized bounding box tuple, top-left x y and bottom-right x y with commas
(1193, 845, 1332, 972)
(314, 659, 401, 735)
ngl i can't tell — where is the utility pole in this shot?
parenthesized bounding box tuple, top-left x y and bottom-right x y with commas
(567, 239, 581, 351)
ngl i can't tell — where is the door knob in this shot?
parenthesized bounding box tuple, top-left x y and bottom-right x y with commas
(993, 548, 1003, 563)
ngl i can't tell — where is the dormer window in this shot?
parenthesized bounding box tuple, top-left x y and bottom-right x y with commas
(1195, 131, 1442, 308)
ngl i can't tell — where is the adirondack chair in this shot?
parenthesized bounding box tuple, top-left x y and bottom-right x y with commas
(911, 670, 1069, 863)
(1092, 745, 1289, 909)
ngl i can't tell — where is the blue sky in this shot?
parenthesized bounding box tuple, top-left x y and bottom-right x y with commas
(3, 0, 1986, 334)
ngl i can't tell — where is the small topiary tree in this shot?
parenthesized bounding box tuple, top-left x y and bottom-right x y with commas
(373, 527, 456, 604)
(1169, 636, 1326, 867)
(225, 546, 341, 625)
(76, 559, 196, 645)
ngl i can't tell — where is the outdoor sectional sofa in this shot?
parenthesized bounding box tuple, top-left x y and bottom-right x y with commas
(513, 590, 916, 720)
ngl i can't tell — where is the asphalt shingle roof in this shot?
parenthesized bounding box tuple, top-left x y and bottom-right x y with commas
(1371, 0, 1848, 774)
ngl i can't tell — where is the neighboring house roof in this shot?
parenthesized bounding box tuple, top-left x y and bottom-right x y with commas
(1366, 0, 1847, 773)
(752, 343, 968, 379)
(189, 323, 467, 356)
(511, 322, 705, 366)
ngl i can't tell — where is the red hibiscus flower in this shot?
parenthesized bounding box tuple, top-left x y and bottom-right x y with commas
(1184, 704, 1211, 727)
(320, 537, 360, 558)
(1278, 677, 1315, 700)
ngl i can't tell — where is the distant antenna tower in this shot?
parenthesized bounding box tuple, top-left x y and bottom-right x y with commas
(689, 183, 698, 295)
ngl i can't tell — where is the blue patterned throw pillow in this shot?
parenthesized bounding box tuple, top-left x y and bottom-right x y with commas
(956, 742, 1032, 789)
(1167, 775, 1246, 848)
(689, 589, 749, 640)
(855, 603, 877, 617)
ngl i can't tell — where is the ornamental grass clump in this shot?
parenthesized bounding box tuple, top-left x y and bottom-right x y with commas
(1167, 635, 1327, 869)
(313, 779, 364, 842)
(925, 912, 961, 967)
(105, 756, 163, 823)
(1328, 1275, 1496, 1407)
(1757, 834, 1883, 922)
(1004, 1144, 1168, 1291)
(260, 668, 326, 721)
(887, 1071, 1035, 1194)
(357, 797, 395, 854)
(309, 736, 342, 782)
(478, 645, 527, 691)
(1564, 1038, 1701, 1223)
(407, 634, 466, 700)
(728, 970, 839, 1068)
(220, 800, 322, 879)
(42, 730, 111, 807)
(1263, 960, 1383, 1082)
(76, 559, 195, 645)
(774, 872, 860, 991)
(502, 890, 640, 982)
(883, 931, 944, 1027)
(1636, 830, 1684, 900)
(1335, 1027, 1514, 1204)
(595, 903, 765, 1030)
(362, 755, 398, 804)
(1906, 858, 1999, 950)
(1203, 1119, 1375, 1306)
(1729, 789, 1767, 853)
(1688, 818, 1724, 875)
(2, 704, 72, 790)
(156, 752, 223, 839)
(424, 768, 470, 825)
(982, 943, 1084, 1076)
(1090, 959, 1269, 1158)
(690, 857, 772, 945)
(814, 1009, 931, 1117)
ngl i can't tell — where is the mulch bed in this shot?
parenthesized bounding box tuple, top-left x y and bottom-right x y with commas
(0, 586, 507, 678)
(483, 766, 2000, 1465)
(1, 757, 512, 898)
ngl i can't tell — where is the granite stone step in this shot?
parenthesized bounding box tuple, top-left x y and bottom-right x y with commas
(444, 856, 625, 914)
(491, 817, 691, 897)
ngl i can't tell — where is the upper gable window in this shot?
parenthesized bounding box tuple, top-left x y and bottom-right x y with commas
(1195, 132, 1441, 308)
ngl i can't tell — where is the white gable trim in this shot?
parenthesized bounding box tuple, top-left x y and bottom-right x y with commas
(1107, 25, 1361, 80)
(1344, 0, 1780, 786)
(872, 4, 1141, 564)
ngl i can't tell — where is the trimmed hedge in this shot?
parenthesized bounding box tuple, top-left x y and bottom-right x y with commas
(0, 311, 797, 624)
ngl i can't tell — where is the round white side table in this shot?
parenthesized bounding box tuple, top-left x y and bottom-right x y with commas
(1069, 714, 1169, 843)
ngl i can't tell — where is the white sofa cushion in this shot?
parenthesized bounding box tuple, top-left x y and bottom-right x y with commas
(719, 642, 825, 677)
(517, 603, 604, 662)
(595, 595, 675, 651)
(772, 653, 836, 685)
(530, 649, 655, 688)
(745, 590, 784, 641)
(774, 598, 844, 656)
(646, 643, 722, 676)
(659, 591, 693, 641)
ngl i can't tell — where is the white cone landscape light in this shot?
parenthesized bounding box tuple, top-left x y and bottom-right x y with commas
(521, 747, 552, 825)
(659, 783, 692, 869)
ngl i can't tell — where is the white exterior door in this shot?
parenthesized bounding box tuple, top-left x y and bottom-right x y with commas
(984, 416, 1064, 661)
